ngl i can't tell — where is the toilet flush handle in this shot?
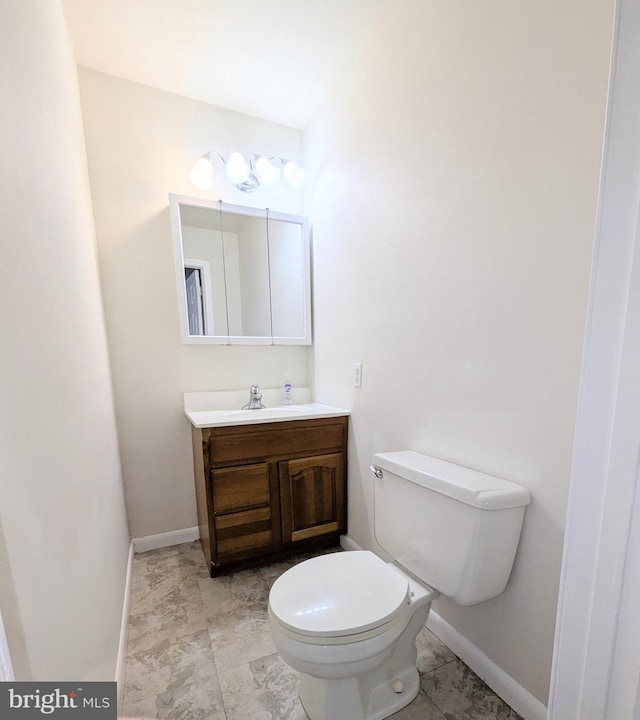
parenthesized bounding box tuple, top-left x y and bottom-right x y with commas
(369, 464, 383, 479)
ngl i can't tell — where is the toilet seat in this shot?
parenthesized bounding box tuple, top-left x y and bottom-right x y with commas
(269, 551, 411, 643)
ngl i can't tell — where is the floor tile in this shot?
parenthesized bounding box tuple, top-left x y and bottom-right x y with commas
(122, 692, 159, 719)
(122, 671, 225, 720)
(128, 564, 206, 652)
(259, 556, 300, 588)
(415, 627, 457, 675)
(218, 652, 307, 720)
(197, 568, 268, 622)
(124, 629, 217, 706)
(421, 658, 522, 720)
(207, 605, 276, 672)
(197, 566, 276, 671)
(136, 543, 190, 563)
(189, 540, 212, 579)
(390, 689, 446, 719)
(153, 672, 226, 720)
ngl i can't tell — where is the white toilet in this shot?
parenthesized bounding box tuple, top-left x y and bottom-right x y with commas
(268, 450, 531, 720)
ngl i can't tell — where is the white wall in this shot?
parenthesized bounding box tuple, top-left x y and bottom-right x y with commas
(0, 0, 130, 680)
(305, 0, 615, 705)
(77, 69, 309, 537)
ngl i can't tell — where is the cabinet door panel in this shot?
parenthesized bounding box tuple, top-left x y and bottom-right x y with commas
(212, 463, 269, 514)
(280, 453, 346, 543)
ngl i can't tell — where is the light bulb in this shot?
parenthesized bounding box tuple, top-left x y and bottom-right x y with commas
(283, 160, 298, 181)
(225, 152, 250, 184)
(261, 165, 281, 185)
(283, 160, 305, 190)
(187, 156, 213, 190)
(255, 156, 280, 185)
(289, 167, 305, 190)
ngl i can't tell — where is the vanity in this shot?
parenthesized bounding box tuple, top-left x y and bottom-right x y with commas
(186, 403, 349, 576)
(173, 196, 345, 575)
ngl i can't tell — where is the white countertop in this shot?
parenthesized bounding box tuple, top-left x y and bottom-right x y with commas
(185, 402, 350, 429)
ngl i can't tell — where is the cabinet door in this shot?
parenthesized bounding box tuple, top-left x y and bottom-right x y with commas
(280, 453, 346, 543)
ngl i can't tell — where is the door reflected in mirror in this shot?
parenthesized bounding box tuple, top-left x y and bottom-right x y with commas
(170, 195, 311, 345)
(184, 259, 214, 335)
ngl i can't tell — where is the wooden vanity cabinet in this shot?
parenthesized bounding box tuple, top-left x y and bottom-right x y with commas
(191, 416, 348, 576)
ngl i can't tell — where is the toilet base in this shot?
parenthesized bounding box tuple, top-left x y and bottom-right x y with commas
(299, 665, 419, 720)
(293, 596, 429, 720)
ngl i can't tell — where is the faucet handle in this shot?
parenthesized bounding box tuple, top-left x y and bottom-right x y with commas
(241, 384, 266, 409)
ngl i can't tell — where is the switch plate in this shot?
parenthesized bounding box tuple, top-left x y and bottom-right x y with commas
(353, 362, 362, 387)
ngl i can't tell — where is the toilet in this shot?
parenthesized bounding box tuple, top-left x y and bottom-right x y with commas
(268, 450, 531, 720)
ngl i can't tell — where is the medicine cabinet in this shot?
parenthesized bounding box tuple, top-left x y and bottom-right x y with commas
(169, 194, 311, 345)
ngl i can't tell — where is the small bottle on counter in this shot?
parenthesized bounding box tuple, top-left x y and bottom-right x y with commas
(283, 374, 293, 405)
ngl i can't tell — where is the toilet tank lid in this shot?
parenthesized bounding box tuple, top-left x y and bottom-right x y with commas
(373, 451, 531, 510)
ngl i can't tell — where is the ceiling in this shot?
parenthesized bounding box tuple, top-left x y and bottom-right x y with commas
(61, 0, 384, 129)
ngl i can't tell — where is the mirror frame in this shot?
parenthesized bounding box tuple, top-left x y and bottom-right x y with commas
(169, 193, 312, 345)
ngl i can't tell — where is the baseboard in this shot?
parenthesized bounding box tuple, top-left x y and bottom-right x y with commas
(115, 541, 134, 713)
(132, 526, 199, 554)
(339, 534, 363, 552)
(426, 611, 548, 720)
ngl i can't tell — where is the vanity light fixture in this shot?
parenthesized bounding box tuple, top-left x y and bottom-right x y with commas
(188, 151, 305, 193)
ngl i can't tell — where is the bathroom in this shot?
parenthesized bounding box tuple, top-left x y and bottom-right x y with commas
(1, 1, 639, 719)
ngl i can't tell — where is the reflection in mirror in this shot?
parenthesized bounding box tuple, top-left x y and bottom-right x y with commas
(179, 205, 272, 339)
(231, 213, 272, 339)
(184, 258, 214, 334)
(169, 195, 311, 345)
(179, 204, 230, 336)
(268, 216, 306, 339)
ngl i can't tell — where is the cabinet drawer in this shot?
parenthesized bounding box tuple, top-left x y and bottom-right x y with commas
(209, 419, 346, 465)
(212, 463, 269, 515)
(214, 507, 272, 557)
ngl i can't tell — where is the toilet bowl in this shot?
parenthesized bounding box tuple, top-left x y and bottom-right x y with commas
(269, 450, 531, 720)
(269, 551, 437, 720)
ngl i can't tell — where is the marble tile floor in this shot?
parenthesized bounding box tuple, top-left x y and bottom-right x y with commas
(121, 542, 522, 720)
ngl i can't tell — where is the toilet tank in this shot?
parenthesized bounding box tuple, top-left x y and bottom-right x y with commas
(372, 451, 531, 605)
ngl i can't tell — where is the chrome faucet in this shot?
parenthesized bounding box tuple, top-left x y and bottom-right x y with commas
(242, 384, 266, 410)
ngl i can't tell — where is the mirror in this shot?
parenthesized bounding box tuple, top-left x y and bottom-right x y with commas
(169, 194, 311, 345)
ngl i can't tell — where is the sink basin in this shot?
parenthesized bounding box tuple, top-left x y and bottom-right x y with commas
(185, 402, 349, 428)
